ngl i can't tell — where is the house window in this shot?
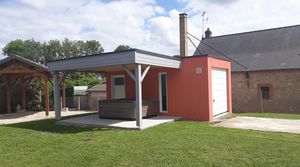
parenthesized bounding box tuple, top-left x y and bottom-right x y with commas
(159, 73, 168, 112)
(114, 77, 124, 86)
(261, 86, 270, 99)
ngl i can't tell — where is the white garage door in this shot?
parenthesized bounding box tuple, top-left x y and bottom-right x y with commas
(212, 68, 228, 116)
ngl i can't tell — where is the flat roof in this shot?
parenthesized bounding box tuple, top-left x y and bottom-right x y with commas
(47, 49, 181, 72)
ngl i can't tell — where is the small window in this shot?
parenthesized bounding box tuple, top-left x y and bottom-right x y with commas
(159, 73, 168, 112)
(114, 77, 124, 86)
(261, 87, 270, 99)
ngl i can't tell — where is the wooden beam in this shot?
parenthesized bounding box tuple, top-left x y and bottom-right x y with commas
(0, 70, 39, 74)
(0, 64, 46, 74)
(62, 81, 66, 108)
(5, 77, 12, 113)
(21, 78, 26, 109)
(44, 79, 49, 116)
(25, 78, 35, 88)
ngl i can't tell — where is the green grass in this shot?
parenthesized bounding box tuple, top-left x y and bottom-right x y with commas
(238, 113, 300, 120)
(0, 118, 300, 167)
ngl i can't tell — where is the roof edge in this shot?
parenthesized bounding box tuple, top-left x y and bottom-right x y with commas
(204, 24, 300, 40)
(48, 49, 136, 63)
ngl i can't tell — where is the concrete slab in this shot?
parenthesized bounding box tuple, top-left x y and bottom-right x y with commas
(58, 114, 181, 130)
(214, 116, 300, 134)
(0, 111, 96, 125)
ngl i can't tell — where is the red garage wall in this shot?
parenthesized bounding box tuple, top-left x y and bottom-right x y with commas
(106, 55, 231, 121)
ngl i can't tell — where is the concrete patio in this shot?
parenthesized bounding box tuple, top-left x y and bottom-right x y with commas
(0, 111, 96, 125)
(214, 116, 300, 134)
(58, 114, 181, 130)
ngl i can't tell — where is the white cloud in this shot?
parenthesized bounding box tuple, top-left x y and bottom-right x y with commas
(0, 0, 175, 59)
(181, 0, 300, 36)
(154, 6, 166, 14)
(1, 0, 300, 59)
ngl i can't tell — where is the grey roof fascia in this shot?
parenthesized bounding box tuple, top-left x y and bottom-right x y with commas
(47, 50, 136, 72)
(47, 49, 182, 72)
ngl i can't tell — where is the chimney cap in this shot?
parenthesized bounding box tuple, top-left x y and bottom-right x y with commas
(179, 13, 187, 17)
(205, 28, 212, 38)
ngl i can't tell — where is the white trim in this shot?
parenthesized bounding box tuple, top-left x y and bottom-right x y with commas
(135, 64, 142, 128)
(135, 52, 181, 69)
(213, 112, 230, 119)
(111, 75, 125, 99)
(158, 72, 168, 113)
(122, 65, 135, 80)
(141, 65, 151, 82)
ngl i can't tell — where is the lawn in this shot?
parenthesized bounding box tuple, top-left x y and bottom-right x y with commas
(238, 113, 300, 120)
(0, 118, 300, 167)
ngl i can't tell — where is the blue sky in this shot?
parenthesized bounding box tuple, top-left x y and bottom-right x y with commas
(0, 0, 300, 59)
(156, 0, 182, 11)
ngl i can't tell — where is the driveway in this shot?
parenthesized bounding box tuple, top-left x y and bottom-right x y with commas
(214, 116, 300, 134)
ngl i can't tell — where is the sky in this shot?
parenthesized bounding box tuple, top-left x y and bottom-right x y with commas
(0, 0, 300, 59)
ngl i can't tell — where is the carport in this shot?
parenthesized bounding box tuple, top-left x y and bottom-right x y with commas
(0, 55, 53, 115)
(47, 49, 181, 129)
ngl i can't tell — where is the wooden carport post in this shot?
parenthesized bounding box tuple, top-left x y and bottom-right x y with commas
(44, 79, 49, 116)
(21, 78, 26, 109)
(5, 77, 12, 113)
(62, 81, 66, 108)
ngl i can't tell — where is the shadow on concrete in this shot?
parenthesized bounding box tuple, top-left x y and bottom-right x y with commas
(0, 111, 39, 119)
(3, 114, 113, 134)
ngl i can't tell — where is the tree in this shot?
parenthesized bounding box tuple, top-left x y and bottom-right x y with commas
(114, 45, 131, 52)
(2, 38, 105, 87)
(82, 40, 104, 55)
(3, 38, 104, 64)
(3, 39, 44, 63)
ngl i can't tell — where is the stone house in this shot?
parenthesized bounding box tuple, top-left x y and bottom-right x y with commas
(195, 25, 300, 114)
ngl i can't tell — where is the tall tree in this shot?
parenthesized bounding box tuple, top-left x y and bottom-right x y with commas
(114, 45, 131, 52)
(3, 39, 44, 63)
(2, 38, 105, 87)
(3, 38, 104, 64)
(82, 40, 104, 55)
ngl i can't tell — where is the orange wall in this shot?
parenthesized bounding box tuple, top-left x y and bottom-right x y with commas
(106, 56, 231, 121)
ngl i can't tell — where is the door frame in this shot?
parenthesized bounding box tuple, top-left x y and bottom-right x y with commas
(111, 75, 125, 99)
(158, 72, 168, 113)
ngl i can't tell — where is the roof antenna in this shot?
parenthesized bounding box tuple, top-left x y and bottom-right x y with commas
(202, 11, 208, 39)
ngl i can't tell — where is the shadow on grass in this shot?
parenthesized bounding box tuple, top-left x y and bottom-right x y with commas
(3, 114, 113, 134)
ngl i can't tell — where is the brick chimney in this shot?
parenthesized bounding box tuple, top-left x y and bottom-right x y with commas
(205, 28, 212, 38)
(179, 13, 188, 57)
